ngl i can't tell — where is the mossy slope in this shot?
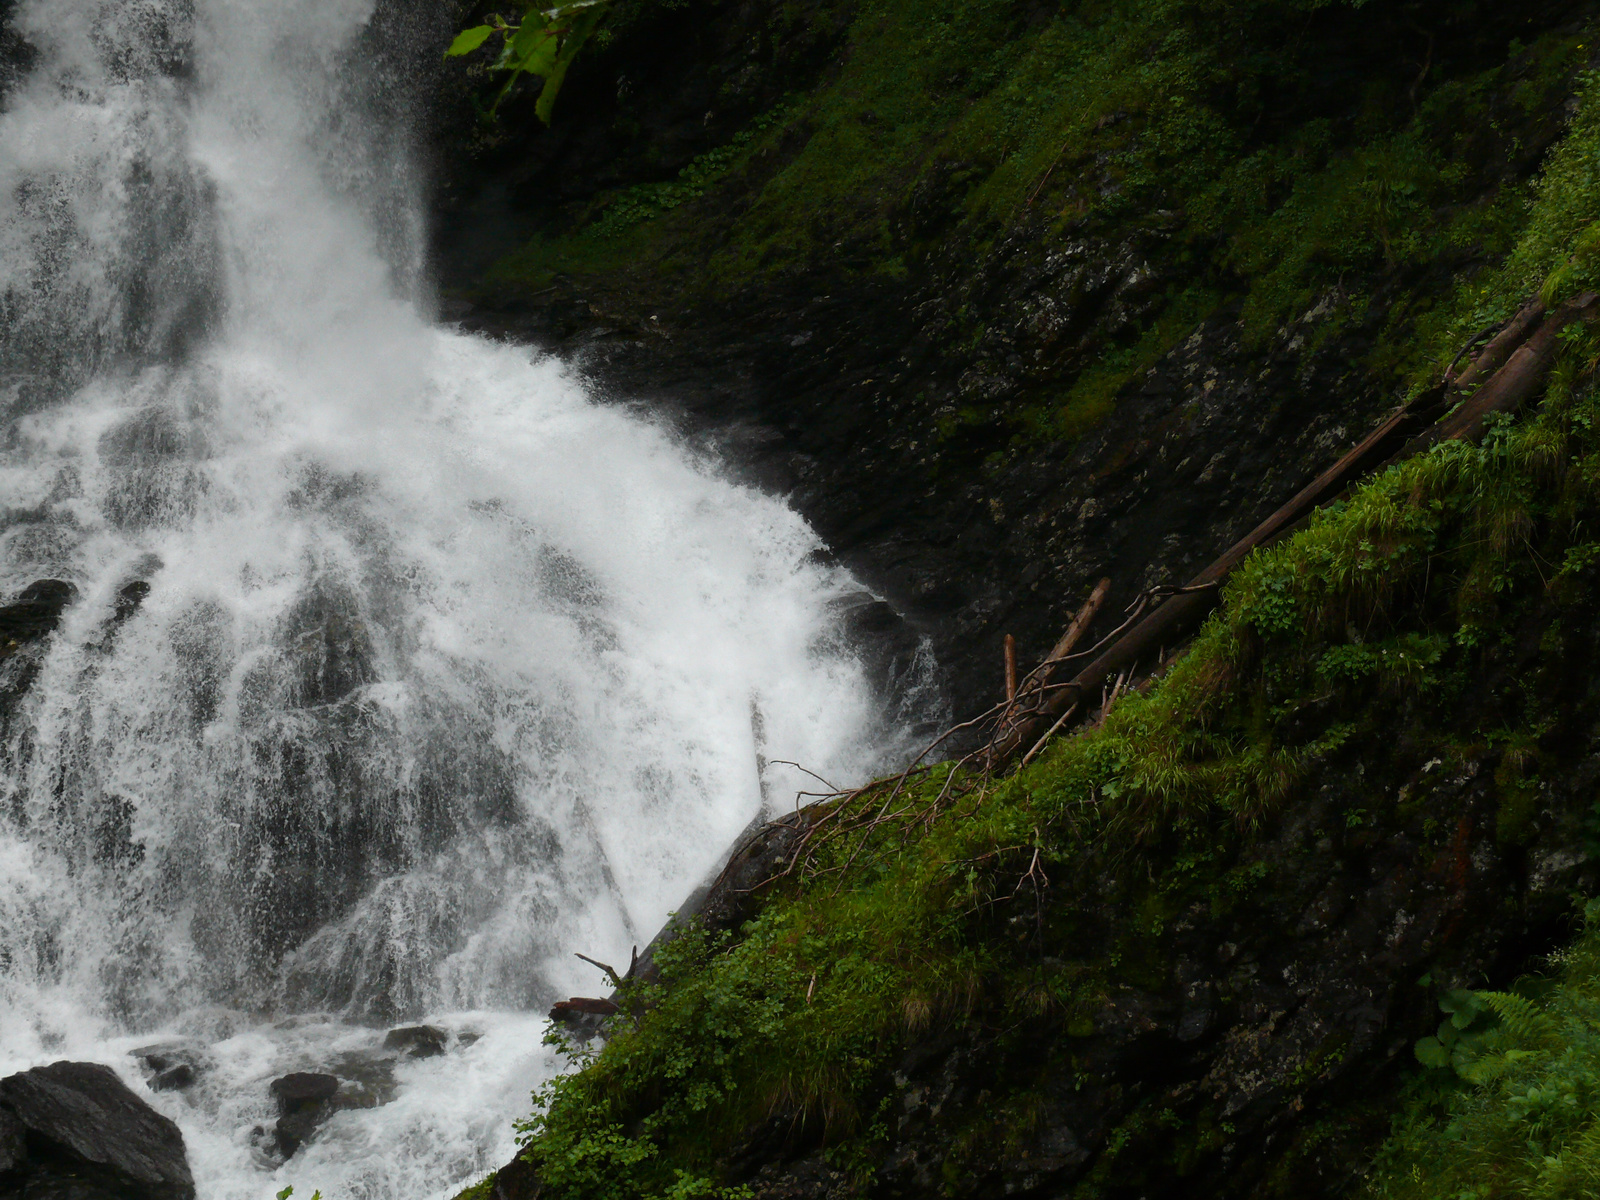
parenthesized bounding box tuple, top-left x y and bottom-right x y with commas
(453, 51, 1600, 1200)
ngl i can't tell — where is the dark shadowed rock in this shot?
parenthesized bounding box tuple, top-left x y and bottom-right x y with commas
(113, 580, 152, 624)
(130, 1042, 209, 1094)
(268, 1072, 340, 1158)
(0, 1061, 194, 1200)
(149, 1066, 194, 1093)
(0, 580, 77, 656)
(269, 1072, 341, 1106)
(0, 1106, 23, 1173)
(382, 1025, 447, 1058)
(283, 580, 377, 708)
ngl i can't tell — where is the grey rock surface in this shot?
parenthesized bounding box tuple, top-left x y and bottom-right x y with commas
(0, 1061, 194, 1200)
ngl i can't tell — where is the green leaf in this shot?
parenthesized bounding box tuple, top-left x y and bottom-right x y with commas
(533, 7, 602, 124)
(512, 21, 558, 76)
(1415, 1036, 1452, 1069)
(1440, 988, 1489, 1029)
(445, 25, 494, 56)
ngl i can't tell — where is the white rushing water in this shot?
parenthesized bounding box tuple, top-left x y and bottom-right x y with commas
(0, 2, 935, 1196)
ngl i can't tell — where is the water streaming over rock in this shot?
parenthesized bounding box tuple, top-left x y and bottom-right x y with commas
(0, 1, 937, 1194)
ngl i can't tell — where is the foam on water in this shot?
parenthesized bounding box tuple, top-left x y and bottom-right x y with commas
(0, 1, 935, 1196)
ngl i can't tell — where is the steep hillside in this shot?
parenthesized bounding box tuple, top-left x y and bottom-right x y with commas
(435, 0, 1596, 720)
(443, 26, 1600, 1189)
(428, 1, 1600, 1198)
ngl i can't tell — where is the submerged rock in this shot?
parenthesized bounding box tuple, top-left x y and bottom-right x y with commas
(267, 1072, 340, 1159)
(0, 579, 77, 657)
(130, 1042, 209, 1096)
(383, 1025, 448, 1058)
(0, 1060, 195, 1200)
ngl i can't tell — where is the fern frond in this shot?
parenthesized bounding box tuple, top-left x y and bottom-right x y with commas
(1479, 991, 1560, 1046)
(1455, 1048, 1542, 1086)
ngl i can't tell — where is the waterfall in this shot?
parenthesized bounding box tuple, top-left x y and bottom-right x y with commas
(0, 1, 935, 1195)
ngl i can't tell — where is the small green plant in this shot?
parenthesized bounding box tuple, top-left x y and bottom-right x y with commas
(1373, 906, 1600, 1200)
(447, 1, 611, 123)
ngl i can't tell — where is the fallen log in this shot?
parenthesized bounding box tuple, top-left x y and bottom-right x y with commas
(1037, 577, 1113, 686)
(1405, 292, 1597, 453)
(995, 578, 1111, 753)
(987, 291, 1599, 768)
(1447, 298, 1546, 391)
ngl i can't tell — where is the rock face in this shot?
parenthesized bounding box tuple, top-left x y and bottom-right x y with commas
(130, 1043, 209, 1095)
(436, 0, 1592, 723)
(0, 580, 77, 657)
(383, 1025, 448, 1058)
(0, 1061, 195, 1200)
(267, 1072, 342, 1159)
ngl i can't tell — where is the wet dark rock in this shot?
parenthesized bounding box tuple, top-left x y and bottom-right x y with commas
(269, 1071, 339, 1106)
(0, 580, 77, 656)
(97, 407, 205, 467)
(0, 1061, 195, 1200)
(259, 1056, 402, 1160)
(268, 1072, 341, 1159)
(383, 1025, 448, 1058)
(167, 600, 230, 725)
(324, 1051, 398, 1110)
(149, 1066, 194, 1094)
(113, 581, 152, 625)
(130, 1043, 208, 1094)
(0, 581, 75, 750)
(130, 1044, 205, 1080)
(0, 1107, 22, 1173)
(98, 408, 209, 530)
(282, 580, 378, 708)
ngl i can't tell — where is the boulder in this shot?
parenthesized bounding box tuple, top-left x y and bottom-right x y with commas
(0, 1061, 194, 1200)
(130, 1041, 209, 1094)
(268, 1072, 340, 1159)
(0, 580, 77, 657)
(0, 1107, 22, 1173)
(150, 1066, 194, 1093)
(382, 1025, 447, 1058)
(112, 580, 152, 625)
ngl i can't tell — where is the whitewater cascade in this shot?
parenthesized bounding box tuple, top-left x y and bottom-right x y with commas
(0, 1, 933, 1196)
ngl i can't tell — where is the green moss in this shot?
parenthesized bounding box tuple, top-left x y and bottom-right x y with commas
(482, 0, 1594, 461)
(1021, 286, 1223, 445)
(481, 14, 1600, 1200)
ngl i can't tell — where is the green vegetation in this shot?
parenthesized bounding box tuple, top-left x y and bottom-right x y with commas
(1372, 907, 1600, 1200)
(489, 328, 1600, 1192)
(456, 5, 1600, 1198)
(447, 0, 611, 123)
(448, 28, 1600, 1200)
(478, 0, 1594, 461)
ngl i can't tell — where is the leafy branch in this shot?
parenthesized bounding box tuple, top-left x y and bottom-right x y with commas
(446, 1, 611, 124)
